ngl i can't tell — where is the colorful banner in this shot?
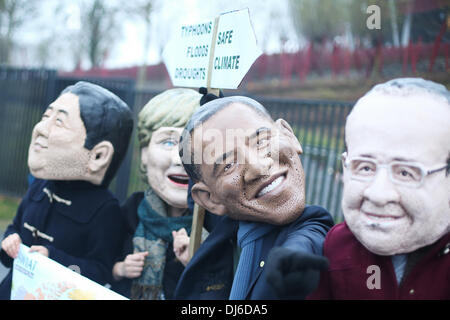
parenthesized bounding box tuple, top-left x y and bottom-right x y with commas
(11, 244, 127, 300)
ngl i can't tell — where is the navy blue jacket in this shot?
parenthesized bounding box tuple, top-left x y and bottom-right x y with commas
(0, 179, 126, 299)
(174, 205, 334, 300)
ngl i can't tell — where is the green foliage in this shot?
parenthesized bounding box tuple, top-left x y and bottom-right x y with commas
(289, 0, 351, 42)
(0, 195, 19, 231)
(0, 196, 18, 220)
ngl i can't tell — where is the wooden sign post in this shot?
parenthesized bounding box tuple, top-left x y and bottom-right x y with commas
(162, 8, 262, 258)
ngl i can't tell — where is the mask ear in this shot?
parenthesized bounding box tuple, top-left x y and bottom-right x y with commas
(191, 181, 227, 216)
(88, 141, 114, 173)
(275, 118, 303, 154)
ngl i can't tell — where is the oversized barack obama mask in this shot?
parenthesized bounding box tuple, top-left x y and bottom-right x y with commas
(28, 81, 133, 187)
(342, 78, 450, 255)
(179, 96, 306, 225)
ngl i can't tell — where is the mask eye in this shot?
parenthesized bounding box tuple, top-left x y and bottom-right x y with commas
(257, 137, 270, 148)
(224, 162, 233, 172)
(161, 139, 177, 148)
(391, 164, 421, 182)
(351, 160, 376, 177)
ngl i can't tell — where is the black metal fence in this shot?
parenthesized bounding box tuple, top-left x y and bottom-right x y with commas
(0, 67, 353, 221)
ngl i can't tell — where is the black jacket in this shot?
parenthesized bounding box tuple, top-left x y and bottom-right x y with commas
(0, 179, 126, 299)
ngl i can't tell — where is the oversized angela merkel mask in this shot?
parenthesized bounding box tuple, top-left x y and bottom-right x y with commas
(138, 88, 201, 209)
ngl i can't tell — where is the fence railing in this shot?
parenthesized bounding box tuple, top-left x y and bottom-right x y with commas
(0, 67, 354, 221)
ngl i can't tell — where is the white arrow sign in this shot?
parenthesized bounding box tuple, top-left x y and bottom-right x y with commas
(162, 8, 262, 89)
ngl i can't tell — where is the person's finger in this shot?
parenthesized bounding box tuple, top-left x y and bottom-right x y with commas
(127, 251, 148, 261)
(177, 228, 188, 236)
(174, 235, 189, 247)
(127, 272, 142, 279)
(125, 255, 145, 264)
(29, 245, 48, 257)
(173, 237, 182, 248)
(125, 265, 144, 273)
(1, 241, 6, 252)
(126, 259, 145, 268)
(14, 242, 22, 257)
(2, 243, 12, 257)
(2, 234, 21, 257)
(125, 270, 143, 278)
(6, 236, 21, 258)
(29, 245, 42, 253)
(2, 242, 12, 256)
(134, 251, 149, 259)
(1, 239, 11, 252)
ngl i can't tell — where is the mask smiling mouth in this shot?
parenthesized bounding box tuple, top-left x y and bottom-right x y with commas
(167, 174, 189, 186)
(363, 211, 405, 221)
(34, 136, 48, 149)
(361, 203, 406, 221)
(255, 171, 287, 198)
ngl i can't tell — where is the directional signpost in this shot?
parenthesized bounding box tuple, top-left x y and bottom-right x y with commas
(162, 8, 262, 258)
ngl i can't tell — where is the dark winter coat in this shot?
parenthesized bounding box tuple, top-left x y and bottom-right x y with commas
(174, 205, 334, 300)
(0, 179, 126, 299)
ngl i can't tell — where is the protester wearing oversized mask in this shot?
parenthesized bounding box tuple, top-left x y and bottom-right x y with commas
(111, 88, 202, 300)
(174, 96, 333, 300)
(0, 81, 133, 299)
(310, 78, 450, 299)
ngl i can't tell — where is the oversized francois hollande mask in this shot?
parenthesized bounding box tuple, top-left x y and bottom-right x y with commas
(342, 92, 450, 255)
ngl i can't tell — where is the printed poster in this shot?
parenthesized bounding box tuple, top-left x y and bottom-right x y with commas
(11, 244, 127, 300)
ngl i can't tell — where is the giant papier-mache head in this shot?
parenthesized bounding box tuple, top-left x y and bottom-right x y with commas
(137, 88, 201, 209)
(28, 81, 134, 187)
(179, 96, 307, 225)
(342, 78, 450, 256)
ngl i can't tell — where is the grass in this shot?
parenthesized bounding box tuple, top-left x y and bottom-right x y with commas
(0, 195, 20, 232)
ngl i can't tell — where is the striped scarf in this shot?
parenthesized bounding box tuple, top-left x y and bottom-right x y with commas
(131, 188, 192, 300)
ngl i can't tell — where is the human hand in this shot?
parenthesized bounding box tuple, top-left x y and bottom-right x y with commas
(113, 251, 148, 280)
(1, 233, 22, 259)
(29, 245, 49, 257)
(172, 228, 190, 267)
(266, 247, 329, 299)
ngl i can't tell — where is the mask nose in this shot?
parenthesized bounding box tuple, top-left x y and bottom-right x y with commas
(243, 149, 274, 183)
(363, 168, 400, 206)
(33, 116, 51, 140)
(171, 147, 183, 167)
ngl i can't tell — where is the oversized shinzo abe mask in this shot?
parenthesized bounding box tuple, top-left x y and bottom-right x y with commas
(28, 81, 133, 187)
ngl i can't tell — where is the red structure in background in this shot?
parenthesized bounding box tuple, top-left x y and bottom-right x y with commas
(61, 0, 449, 86)
(60, 39, 448, 86)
